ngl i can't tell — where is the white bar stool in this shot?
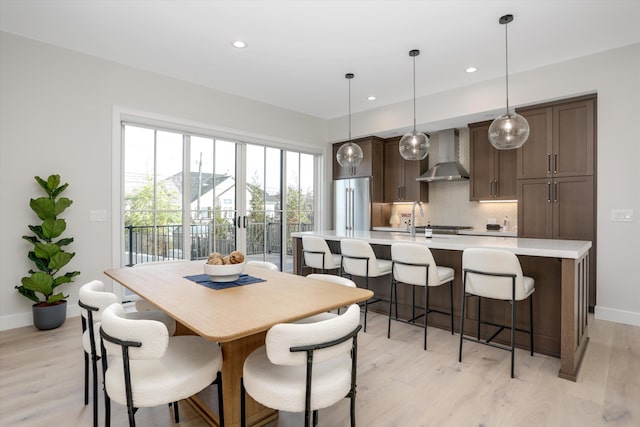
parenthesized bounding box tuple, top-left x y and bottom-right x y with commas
(302, 235, 342, 274)
(389, 243, 455, 350)
(458, 248, 535, 378)
(340, 238, 392, 332)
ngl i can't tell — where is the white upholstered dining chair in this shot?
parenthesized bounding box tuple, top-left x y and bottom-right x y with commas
(246, 260, 279, 271)
(294, 274, 357, 324)
(241, 304, 362, 427)
(99, 303, 224, 426)
(78, 280, 176, 427)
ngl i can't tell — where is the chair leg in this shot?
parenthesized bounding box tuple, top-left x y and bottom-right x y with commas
(458, 274, 467, 363)
(91, 355, 99, 427)
(363, 276, 369, 333)
(100, 342, 110, 427)
(530, 295, 534, 356)
(412, 286, 416, 323)
(449, 281, 454, 335)
(240, 378, 246, 427)
(423, 286, 429, 350)
(215, 371, 224, 426)
(510, 296, 516, 379)
(477, 296, 481, 341)
(173, 401, 179, 423)
(84, 351, 89, 405)
(127, 404, 136, 427)
(387, 276, 394, 339)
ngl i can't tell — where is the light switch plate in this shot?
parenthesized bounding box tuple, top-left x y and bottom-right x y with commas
(90, 209, 107, 222)
(611, 209, 633, 222)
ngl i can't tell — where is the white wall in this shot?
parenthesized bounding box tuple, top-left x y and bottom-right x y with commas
(2, 31, 639, 329)
(327, 43, 640, 326)
(0, 32, 327, 330)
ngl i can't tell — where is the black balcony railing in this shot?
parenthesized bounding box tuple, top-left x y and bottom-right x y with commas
(124, 222, 312, 266)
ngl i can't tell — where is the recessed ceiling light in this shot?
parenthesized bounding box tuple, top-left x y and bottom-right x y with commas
(367, 96, 376, 101)
(232, 40, 247, 48)
(466, 67, 477, 73)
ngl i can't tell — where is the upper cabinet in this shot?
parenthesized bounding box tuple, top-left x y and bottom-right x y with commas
(332, 136, 384, 180)
(468, 120, 517, 200)
(517, 96, 595, 180)
(383, 136, 429, 202)
(332, 136, 384, 202)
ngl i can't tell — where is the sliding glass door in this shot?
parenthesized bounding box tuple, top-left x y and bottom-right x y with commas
(121, 123, 316, 279)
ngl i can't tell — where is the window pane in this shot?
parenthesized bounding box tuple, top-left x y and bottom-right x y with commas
(214, 140, 237, 255)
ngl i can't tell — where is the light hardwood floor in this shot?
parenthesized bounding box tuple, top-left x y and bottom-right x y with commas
(0, 312, 638, 426)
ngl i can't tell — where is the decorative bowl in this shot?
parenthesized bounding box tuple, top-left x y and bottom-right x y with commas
(203, 262, 245, 282)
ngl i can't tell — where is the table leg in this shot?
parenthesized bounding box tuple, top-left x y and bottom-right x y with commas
(184, 331, 277, 426)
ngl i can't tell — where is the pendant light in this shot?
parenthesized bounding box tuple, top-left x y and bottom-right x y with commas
(399, 49, 429, 160)
(488, 14, 530, 150)
(336, 73, 364, 170)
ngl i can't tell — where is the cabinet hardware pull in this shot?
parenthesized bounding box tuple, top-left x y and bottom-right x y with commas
(554, 153, 558, 174)
(554, 182, 558, 203)
(547, 154, 551, 174)
(547, 182, 551, 203)
(495, 180, 499, 197)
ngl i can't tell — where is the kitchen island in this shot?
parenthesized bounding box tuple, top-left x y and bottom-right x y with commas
(291, 230, 591, 381)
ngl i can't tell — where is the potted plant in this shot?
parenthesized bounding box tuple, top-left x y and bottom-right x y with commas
(16, 175, 80, 330)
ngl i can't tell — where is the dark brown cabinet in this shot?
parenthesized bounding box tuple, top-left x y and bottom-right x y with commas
(516, 95, 597, 307)
(469, 120, 517, 200)
(383, 136, 429, 202)
(332, 136, 384, 180)
(332, 136, 384, 202)
(517, 176, 594, 241)
(517, 96, 595, 180)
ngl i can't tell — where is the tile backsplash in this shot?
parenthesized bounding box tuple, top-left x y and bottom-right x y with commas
(380, 128, 518, 232)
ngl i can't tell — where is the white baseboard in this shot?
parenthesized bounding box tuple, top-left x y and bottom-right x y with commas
(594, 306, 640, 327)
(0, 303, 81, 331)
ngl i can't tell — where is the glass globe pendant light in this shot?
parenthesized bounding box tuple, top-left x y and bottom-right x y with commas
(399, 49, 429, 160)
(336, 73, 364, 170)
(488, 14, 530, 150)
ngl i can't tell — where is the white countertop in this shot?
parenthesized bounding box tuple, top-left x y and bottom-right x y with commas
(372, 226, 518, 238)
(292, 230, 591, 259)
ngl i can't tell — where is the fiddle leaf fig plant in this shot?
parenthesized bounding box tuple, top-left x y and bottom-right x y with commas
(16, 175, 80, 305)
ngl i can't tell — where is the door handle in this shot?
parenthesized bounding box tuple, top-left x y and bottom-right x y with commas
(553, 153, 558, 174)
(554, 182, 558, 203)
(243, 216, 248, 228)
(236, 216, 241, 228)
(547, 154, 551, 175)
(547, 182, 551, 203)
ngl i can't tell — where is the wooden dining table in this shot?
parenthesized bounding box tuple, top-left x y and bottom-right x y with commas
(104, 261, 373, 427)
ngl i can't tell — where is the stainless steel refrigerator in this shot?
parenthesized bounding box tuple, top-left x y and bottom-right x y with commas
(333, 177, 371, 231)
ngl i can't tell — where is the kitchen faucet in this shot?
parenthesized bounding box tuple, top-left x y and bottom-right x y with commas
(410, 201, 424, 239)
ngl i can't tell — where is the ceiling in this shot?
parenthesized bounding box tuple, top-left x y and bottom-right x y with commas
(1, 0, 639, 120)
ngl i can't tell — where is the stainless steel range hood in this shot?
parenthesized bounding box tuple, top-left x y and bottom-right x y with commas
(416, 128, 469, 182)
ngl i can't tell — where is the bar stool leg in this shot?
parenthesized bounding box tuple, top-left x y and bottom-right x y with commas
(449, 281, 454, 335)
(458, 272, 467, 362)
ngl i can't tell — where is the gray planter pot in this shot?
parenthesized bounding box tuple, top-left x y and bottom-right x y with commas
(32, 300, 67, 330)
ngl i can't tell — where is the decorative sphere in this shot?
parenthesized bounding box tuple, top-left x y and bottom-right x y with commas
(399, 130, 430, 160)
(488, 113, 530, 150)
(336, 142, 364, 168)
